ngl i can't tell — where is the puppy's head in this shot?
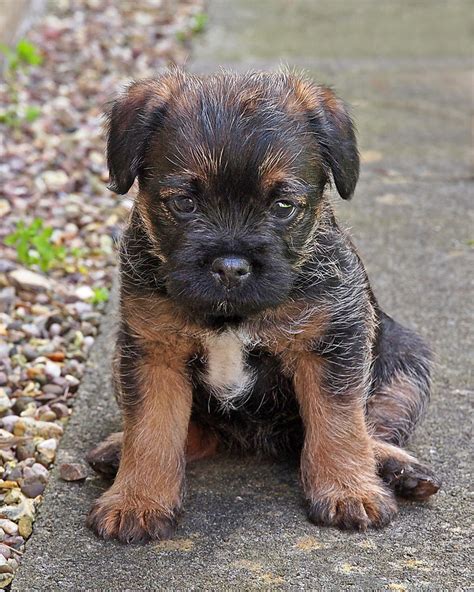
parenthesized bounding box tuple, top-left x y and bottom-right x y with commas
(107, 69, 359, 323)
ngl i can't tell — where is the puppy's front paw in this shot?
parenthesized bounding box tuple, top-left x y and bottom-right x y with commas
(87, 491, 178, 544)
(307, 482, 397, 531)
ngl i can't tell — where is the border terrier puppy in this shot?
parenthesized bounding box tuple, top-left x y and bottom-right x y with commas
(86, 69, 440, 543)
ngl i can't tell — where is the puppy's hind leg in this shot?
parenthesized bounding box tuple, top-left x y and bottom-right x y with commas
(367, 312, 441, 500)
(87, 432, 123, 479)
(86, 422, 219, 479)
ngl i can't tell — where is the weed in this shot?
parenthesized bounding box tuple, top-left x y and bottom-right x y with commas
(5, 218, 66, 272)
(0, 39, 43, 127)
(88, 286, 110, 305)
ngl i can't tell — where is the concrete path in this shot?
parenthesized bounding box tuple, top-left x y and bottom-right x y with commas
(13, 1, 473, 590)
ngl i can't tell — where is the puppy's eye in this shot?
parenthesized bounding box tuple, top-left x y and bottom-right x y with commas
(169, 196, 196, 215)
(271, 200, 297, 220)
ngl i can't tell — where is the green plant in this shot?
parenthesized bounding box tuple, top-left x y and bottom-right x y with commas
(0, 39, 43, 127)
(191, 12, 208, 34)
(88, 286, 110, 305)
(5, 218, 66, 272)
(176, 11, 208, 41)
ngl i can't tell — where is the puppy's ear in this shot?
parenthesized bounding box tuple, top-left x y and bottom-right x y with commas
(295, 79, 359, 199)
(106, 75, 179, 195)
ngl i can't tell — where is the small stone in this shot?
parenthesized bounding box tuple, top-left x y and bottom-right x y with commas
(75, 285, 94, 300)
(8, 557, 18, 570)
(0, 554, 13, 574)
(0, 343, 10, 359)
(36, 438, 57, 464)
(13, 418, 63, 438)
(50, 402, 69, 418)
(16, 441, 36, 461)
(8, 269, 52, 292)
(49, 323, 62, 336)
(22, 346, 38, 361)
(46, 351, 65, 362)
(0, 200, 11, 218)
(0, 391, 12, 414)
(0, 481, 18, 490)
(20, 403, 37, 417)
(18, 515, 33, 538)
(2, 535, 24, 549)
(0, 287, 15, 314)
(0, 544, 11, 559)
(0, 520, 18, 536)
(38, 410, 57, 422)
(39, 170, 69, 192)
(44, 361, 61, 379)
(64, 374, 80, 388)
(21, 467, 47, 498)
(0, 498, 35, 521)
(1, 416, 19, 433)
(43, 383, 64, 396)
(22, 323, 40, 338)
(4, 488, 24, 505)
(59, 462, 88, 481)
(0, 373, 7, 387)
(0, 573, 13, 587)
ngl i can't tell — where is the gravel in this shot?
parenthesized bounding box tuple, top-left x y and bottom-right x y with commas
(0, 0, 204, 585)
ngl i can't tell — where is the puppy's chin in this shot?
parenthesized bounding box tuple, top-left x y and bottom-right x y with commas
(165, 275, 291, 326)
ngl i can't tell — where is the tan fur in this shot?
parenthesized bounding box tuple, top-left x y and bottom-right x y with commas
(290, 352, 396, 527)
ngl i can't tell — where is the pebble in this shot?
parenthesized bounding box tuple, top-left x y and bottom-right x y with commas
(13, 418, 63, 438)
(36, 438, 57, 465)
(18, 516, 34, 538)
(0, 392, 12, 414)
(59, 462, 88, 481)
(21, 465, 48, 498)
(8, 269, 52, 292)
(44, 361, 62, 380)
(43, 384, 64, 396)
(0, 498, 35, 521)
(0, 573, 13, 587)
(0, 200, 11, 218)
(0, 554, 13, 574)
(75, 285, 94, 300)
(50, 402, 69, 418)
(0, 520, 18, 536)
(40, 170, 69, 192)
(0, 287, 15, 315)
(0, 544, 11, 560)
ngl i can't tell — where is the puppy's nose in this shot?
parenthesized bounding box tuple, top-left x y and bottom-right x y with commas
(211, 256, 251, 288)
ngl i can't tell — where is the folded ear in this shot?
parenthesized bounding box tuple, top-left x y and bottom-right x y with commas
(106, 74, 180, 195)
(294, 78, 359, 199)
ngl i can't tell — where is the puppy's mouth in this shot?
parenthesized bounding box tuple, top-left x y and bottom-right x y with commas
(164, 253, 293, 322)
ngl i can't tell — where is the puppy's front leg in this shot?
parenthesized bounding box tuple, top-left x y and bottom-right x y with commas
(87, 338, 193, 544)
(293, 353, 397, 530)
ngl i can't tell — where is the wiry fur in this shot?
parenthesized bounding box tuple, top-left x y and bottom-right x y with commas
(87, 68, 440, 544)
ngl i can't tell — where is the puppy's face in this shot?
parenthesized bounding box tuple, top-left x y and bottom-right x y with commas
(107, 70, 359, 322)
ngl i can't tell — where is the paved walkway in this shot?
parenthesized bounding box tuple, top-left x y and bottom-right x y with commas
(13, 1, 473, 590)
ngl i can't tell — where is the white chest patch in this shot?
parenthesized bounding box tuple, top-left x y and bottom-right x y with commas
(203, 329, 256, 409)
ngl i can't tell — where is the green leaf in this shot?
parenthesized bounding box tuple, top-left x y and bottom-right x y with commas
(191, 12, 208, 33)
(88, 286, 110, 305)
(16, 39, 43, 66)
(24, 105, 40, 122)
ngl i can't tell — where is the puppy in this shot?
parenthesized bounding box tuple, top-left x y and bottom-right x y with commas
(86, 69, 440, 543)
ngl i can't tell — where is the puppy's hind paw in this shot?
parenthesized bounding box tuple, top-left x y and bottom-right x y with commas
(380, 458, 441, 501)
(86, 432, 123, 479)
